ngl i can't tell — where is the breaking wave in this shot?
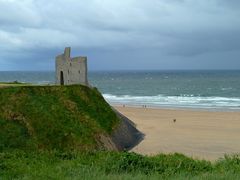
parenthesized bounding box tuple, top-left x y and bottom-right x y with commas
(103, 94, 240, 111)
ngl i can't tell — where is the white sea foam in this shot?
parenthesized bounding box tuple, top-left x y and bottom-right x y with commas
(103, 94, 240, 110)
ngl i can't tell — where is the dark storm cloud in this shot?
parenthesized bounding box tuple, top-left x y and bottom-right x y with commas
(0, 0, 240, 70)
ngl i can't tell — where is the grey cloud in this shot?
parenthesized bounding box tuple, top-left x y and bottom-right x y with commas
(0, 0, 41, 28)
(0, 0, 240, 70)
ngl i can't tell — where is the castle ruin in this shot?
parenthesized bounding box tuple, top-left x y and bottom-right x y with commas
(55, 47, 88, 86)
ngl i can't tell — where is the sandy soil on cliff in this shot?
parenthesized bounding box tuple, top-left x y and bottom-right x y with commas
(115, 106, 240, 161)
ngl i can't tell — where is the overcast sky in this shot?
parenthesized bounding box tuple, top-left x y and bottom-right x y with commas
(0, 0, 240, 71)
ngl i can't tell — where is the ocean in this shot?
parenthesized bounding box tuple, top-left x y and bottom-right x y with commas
(0, 70, 240, 111)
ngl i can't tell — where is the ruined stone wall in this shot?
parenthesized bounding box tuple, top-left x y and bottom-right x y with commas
(55, 47, 88, 86)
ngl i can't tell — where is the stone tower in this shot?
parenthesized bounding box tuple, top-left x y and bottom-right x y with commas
(55, 47, 88, 86)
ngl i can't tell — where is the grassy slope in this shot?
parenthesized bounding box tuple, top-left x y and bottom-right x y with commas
(1, 85, 240, 179)
(0, 85, 119, 151)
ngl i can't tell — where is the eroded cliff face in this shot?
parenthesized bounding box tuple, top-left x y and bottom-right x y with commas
(98, 110, 144, 151)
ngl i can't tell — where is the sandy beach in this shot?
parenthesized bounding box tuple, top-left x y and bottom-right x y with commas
(115, 106, 240, 161)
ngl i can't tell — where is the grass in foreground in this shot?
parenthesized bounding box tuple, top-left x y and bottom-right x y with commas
(1, 150, 240, 180)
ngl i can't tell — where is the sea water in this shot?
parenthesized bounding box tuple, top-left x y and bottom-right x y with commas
(0, 70, 240, 111)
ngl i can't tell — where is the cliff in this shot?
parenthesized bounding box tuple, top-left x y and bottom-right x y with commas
(0, 85, 142, 152)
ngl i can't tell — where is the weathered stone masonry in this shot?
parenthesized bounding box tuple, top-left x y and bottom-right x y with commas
(55, 47, 88, 86)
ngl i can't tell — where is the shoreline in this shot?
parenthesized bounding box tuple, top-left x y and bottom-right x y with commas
(114, 106, 240, 161)
(111, 103, 240, 112)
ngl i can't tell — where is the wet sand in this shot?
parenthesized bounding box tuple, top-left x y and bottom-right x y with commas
(115, 106, 240, 161)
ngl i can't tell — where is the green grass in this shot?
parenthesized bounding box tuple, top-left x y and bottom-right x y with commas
(1, 85, 240, 179)
(1, 150, 240, 180)
(0, 85, 119, 151)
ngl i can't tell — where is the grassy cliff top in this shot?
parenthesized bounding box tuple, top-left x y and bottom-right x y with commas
(0, 81, 32, 87)
(0, 85, 120, 151)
